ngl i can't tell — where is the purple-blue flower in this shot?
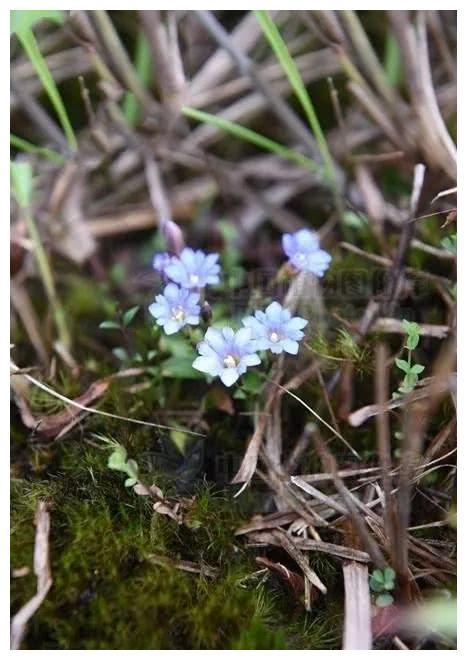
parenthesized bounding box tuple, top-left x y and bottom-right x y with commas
(149, 283, 200, 335)
(242, 301, 308, 355)
(152, 252, 173, 273)
(282, 228, 331, 277)
(165, 247, 221, 289)
(193, 327, 261, 386)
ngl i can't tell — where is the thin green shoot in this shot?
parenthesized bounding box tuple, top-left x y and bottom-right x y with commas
(182, 106, 321, 173)
(394, 320, 425, 397)
(122, 33, 152, 125)
(11, 134, 65, 164)
(254, 10, 337, 190)
(384, 32, 402, 87)
(12, 12, 77, 151)
(11, 161, 71, 349)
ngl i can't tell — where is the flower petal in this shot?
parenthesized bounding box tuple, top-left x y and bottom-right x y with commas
(220, 368, 240, 387)
(241, 353, 261, 367)
(265, 301, 283, 321)
(287, 316, 308, 330)
(204, 327, 226, 353)
(235, 327, 253, 347)
(193, 356, 219, 375)
(164, 319, 180, 335)
(281, 338, 299, 354)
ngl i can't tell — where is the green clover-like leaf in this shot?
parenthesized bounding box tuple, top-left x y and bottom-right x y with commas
(376, 593, 394, 608)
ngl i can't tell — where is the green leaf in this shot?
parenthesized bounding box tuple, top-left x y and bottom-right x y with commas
(395, 358, 410, 374)
(107, 446, 128, 471)
(160, 334, 194, 358)
(370, 569, 386, 592)
(161, 356, 204, 379)
(402, 373, 418, 389)
(401, 319, 418, 335)
(240, 370, 264, 394)
(125, 459, 139, 480)
(11, 10, 65, 35)
(398, 383, 413, 395)
(410, 363, 425, 375)
(182, 106, 320, 173)
(384, 32, 402, 86)
(343, 210, 368, 230)
(406, 334, 420, 350)
(99, 320, 121, 330)
(375, 593, 394, 608)
(383, 567, 396, 582)
(121, 32, 152, 126)
(255, 10, 336, 186)
(123, 306, 140, 326)
(170, 428, 189, 455)
(371, 569, 384, 582)
(13, 17, 77, 151)
(124, 477, 138, 487)
(11, 134, 65, 164)
(370, 577, 385, 593)
(11, 160, 34, 208)
(112, 347, 129, 362)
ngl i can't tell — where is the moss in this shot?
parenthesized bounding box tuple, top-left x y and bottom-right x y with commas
(11, 439, 342, 649)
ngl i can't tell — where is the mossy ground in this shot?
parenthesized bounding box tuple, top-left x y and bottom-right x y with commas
(11, 433, 343, 650)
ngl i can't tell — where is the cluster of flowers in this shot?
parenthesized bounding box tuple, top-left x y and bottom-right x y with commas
(149, 229, 331, 387)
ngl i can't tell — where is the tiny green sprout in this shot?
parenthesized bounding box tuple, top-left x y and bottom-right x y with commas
(393, 321, 425, 397)
(370, 567, 396, 608)
(99, 436, 141, 488)
(99, 306, 140, 331)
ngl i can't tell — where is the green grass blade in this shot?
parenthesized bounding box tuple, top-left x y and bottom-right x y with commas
(384, 33, 402, 87)
(182, 106, 321, 173)
(122, 33, 152, 125)
(254, 10, 337, 187)
(17, 27, 77, 151)
(11, 134, 65, 164)
(11, 161, 71, 348)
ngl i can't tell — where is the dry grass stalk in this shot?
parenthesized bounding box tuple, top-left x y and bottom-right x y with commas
(11, 502, 52, 650)
(342, 562, 372, 649)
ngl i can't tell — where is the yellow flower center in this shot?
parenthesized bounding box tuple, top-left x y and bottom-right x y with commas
(223, 354, 238, 369)
(171, 306, 186, 322)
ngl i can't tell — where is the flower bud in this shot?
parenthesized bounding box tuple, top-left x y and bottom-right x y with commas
(162, 220, 185, 255)
(200, 301, 212, 323)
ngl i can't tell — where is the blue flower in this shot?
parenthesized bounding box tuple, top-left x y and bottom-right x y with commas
(242, 301, 308, 355)
(165, 247, 221, 289)
(282, 228, 331, 276)
(152, 252, 173, 273)
(193, 327, 261, 386)
(149, 283, 200, 335)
